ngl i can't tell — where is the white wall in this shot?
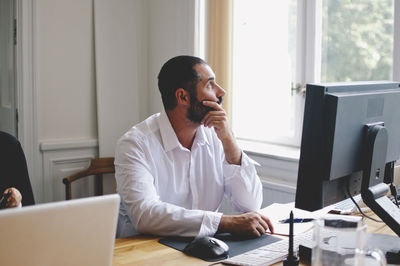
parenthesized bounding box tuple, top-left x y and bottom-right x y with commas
(147, 0, 198, 115)
(35, 0, 98, 202)
(36, 0, 97, 141)
(94, 0, 199, 158)
(94, 0, 148, 157)
(32, 0, 199, 202)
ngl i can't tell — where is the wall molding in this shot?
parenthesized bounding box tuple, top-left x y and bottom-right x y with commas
(247, 151, 299, 185)
(40, 138, 98, 151)
(40, 139, 98, 202)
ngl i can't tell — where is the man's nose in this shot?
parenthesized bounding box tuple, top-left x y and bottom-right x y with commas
(216, 83, 226, 97)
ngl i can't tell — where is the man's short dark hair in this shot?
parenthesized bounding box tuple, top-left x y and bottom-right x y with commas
(158, 55, 207, 110)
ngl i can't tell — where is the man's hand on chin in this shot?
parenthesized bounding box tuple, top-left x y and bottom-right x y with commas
(201, 100, 242, 165)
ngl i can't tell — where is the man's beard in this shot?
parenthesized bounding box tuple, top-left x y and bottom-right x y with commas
(186, 93, 223, 124)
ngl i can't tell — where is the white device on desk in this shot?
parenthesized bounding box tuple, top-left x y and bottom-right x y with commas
(0, 194, 120, 266)
(223, 230, 314, 266)
(330, 194, 370, 215)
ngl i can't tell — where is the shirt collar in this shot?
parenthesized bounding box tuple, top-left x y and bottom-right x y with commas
(158, 110, 211, 152)
(159, 110, 181, 152)
(194, 124, 210, 147)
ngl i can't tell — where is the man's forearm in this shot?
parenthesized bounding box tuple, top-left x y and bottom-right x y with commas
(221, 135, 242, 165)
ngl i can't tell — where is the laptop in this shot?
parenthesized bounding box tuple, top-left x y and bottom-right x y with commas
(0, 194, 120, 266)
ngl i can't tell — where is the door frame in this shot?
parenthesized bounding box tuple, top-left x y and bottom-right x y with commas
(15, 0, 41, 201)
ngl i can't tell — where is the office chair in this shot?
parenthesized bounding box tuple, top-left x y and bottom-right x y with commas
(62, 157, 115, 200)
(0, 131, 35, 206)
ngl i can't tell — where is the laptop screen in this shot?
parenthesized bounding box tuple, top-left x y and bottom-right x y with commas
(0, 194, 120, 266)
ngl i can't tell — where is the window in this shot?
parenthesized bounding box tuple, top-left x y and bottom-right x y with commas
(230, 0, 399, 150)
(232, 0, 299, 147)
(321, 0, 394, 82)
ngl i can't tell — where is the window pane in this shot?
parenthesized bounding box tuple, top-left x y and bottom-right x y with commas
(232, 0, 297, 145)
(321, 0, 394, 82)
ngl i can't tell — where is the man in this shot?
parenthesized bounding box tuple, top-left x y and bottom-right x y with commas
(115, 55, 273, 238)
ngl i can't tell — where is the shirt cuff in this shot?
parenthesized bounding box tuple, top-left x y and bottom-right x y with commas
(196, 211, 223, 238)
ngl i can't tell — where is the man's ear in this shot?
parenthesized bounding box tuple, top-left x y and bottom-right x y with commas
(176, 88, 190, 105)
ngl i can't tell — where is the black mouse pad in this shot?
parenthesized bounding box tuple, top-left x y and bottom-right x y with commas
(158, 233, 282, 261)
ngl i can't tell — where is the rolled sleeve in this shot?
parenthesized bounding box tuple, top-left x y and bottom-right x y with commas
(223, 152, 260, 180)
(197, 211, 223, 238)
(223, 152, 263, 213)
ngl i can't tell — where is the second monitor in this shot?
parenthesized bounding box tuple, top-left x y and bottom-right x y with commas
(295, 81, 400, 236)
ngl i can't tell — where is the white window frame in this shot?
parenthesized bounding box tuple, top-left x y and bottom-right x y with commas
(243, 0, 400, 185)
(236, 0, 321, 155)
(394, 0, 400, 81)
(302, 0, 321, 84)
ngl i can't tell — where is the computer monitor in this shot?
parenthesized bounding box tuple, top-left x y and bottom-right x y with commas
(295, 81, 400, 236)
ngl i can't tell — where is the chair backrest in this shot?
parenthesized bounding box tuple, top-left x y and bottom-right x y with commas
(62, 157, 115, 200)
(0, 131, 35, 206)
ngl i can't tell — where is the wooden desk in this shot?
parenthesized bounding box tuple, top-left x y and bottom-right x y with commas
(113, 235, 208, 266)
(112, 213, 397, 266)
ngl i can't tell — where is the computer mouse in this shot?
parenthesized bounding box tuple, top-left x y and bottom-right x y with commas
(183, 236, 229, 261)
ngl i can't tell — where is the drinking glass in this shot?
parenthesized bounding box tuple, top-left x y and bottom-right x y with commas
(312, 216, 386, 266)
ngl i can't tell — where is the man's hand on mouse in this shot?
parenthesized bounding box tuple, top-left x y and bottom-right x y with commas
(218, 212, 274, 238)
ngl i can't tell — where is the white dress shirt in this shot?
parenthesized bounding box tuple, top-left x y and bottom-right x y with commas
(115, 110, 263, 238)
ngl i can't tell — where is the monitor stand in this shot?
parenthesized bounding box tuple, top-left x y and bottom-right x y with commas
(361, 123, 400, 236)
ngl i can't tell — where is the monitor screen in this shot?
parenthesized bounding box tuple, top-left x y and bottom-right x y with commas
(295, 81, 400, 212)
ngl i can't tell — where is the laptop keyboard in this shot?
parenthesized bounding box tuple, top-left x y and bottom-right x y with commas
(222, 230, 313, 266)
